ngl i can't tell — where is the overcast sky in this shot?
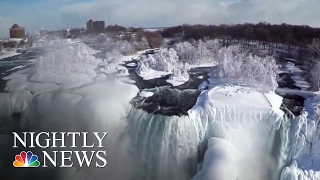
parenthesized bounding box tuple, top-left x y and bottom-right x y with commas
(0, 0, 320, 38)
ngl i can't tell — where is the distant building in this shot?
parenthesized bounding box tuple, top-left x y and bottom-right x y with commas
(86, 20, 105, 32)
(93, 21, 105, 32)
(86, 20, 93, 31)
(9, 24, 26, 38)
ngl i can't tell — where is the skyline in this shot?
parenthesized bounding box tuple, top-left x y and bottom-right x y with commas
(1, 0, 320, 38)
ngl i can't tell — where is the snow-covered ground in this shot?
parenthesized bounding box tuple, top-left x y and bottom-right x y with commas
(0, 50, 21, 60)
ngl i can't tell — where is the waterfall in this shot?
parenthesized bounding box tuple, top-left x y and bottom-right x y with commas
(123, 102, 286, 180)
(126, 108, 200, 180)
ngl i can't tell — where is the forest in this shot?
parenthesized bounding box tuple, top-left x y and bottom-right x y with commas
(161, 22, 320, 47)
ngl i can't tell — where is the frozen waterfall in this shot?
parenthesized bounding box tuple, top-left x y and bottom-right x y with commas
(124, 85, 286, 180)
(2, 39, 319, 180)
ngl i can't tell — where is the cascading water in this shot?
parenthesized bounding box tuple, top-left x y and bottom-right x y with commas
(122, 85, 296, 180)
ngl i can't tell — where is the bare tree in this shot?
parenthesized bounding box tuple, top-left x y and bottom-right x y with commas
(308, 38, 320, 58)
(307, 38, 320, 90)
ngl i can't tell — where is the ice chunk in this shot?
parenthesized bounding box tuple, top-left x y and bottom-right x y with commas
(116, 66, 129, 76)
(139, 90, 154, 97)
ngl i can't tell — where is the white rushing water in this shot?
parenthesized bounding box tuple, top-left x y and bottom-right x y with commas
(0, 39, 320, 180)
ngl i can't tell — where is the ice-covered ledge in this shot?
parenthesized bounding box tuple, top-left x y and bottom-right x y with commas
(194, 85, 283, 109)
(190, 85, 285, 180)
(190, 85, 284, 127)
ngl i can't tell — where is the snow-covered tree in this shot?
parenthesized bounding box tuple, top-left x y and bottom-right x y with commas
(174, 41, 197, 63)
(196, 40, 208, 64)
(152, 48, 179, 72)
(134, 37, 149, 51)
(307, 38, 320, 90)
(136, 48, 180, 74)
(310, 61, 320, 90)
(169, 62, 190, 82)
(210, 45, 278, 92)
(173, 39, 220, 65)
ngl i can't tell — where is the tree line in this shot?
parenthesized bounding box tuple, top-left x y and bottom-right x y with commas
(161, 22, 320, 47)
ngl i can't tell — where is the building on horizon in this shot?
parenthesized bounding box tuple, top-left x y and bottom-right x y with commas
(86, 20, 105, 32)
(93, 21, 105, 32)
(86, 20, 93, 31)
(9, 24, 25, 39)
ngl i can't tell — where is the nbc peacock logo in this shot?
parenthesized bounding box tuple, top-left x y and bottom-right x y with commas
(13, 151, 40, 167)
